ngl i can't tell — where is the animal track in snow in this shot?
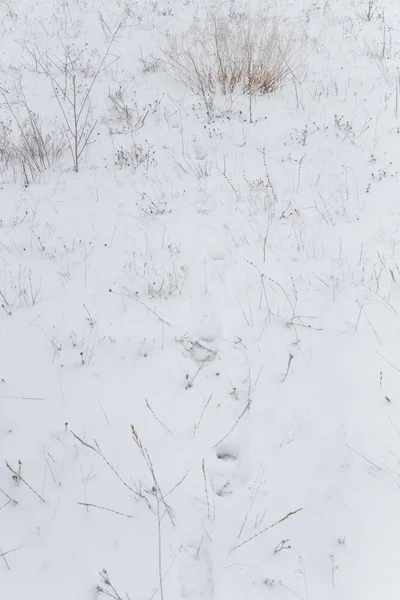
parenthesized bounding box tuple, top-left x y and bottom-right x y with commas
(181, 312, 221, 364)
(179, 538, 215, 599)
(216, 447, 238, 461)
(209, 442, 248, 497)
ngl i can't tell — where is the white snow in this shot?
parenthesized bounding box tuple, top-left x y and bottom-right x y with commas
(1, 0, 400, 598)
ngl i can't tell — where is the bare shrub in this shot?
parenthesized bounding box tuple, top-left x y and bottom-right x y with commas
(164, 12, 302, 117)
(24, 16, 127, 172)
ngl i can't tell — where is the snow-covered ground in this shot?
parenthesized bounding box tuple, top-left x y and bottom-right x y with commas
(1, 0, 400, 597)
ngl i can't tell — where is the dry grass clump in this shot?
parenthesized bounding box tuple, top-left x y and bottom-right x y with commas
(0, 86, 66, 184)
(164, 12, 302, 115)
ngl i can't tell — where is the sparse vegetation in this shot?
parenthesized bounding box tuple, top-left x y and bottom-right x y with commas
(2, 0, 400, 598)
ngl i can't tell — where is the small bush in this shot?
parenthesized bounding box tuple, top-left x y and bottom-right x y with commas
(164, 12, 302, 116)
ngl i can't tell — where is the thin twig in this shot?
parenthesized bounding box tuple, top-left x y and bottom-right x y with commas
(164, 470, 189, 499)
(77, 502, 133, 518)
(354, 303, 363, 333)
(145, 399, 173, 435)
(97, 398, 111, 426)
(282, 353, 294, 382)
(237, 477, 262, 538)
(193, 394, 213, 436)
(0, 548, 10, 570)
(202, 459, 210, 519)
(185, 366, 203, 390)
(0, 396, 44, 400)
(376, 350, 400, 373)
(0, 487, 18, 505)
(149, 555, 177, 600)
(156, 499, 164, 600)
(110, 289, 172, 327)
(41, 448, 56, 483)
(98, 569, 124, 600)
(230, 508, 302, 552)
(213, 400, 251, 448)
(131, 425, 175, 526)
(6, 462, 46, 503)
(388, 416, 400, 438)
(345, 444, 382, 470)
(71, 431, 150, 507)
(0, 546, 21, 568)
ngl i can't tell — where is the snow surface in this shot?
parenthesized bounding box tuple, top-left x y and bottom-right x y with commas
(1, 0, 400, 598)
